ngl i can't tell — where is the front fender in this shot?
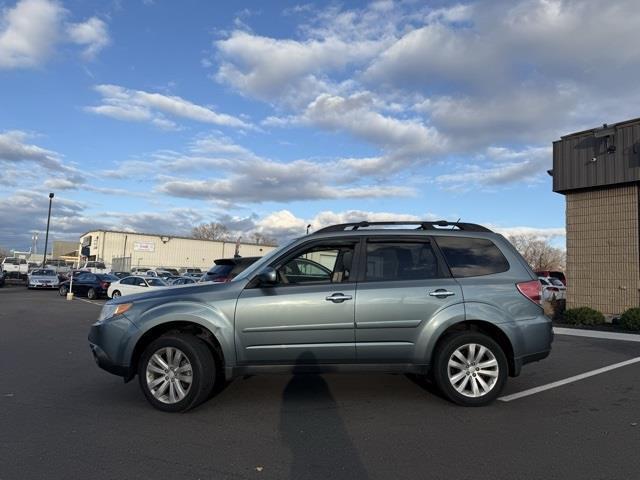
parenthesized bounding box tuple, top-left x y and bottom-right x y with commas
(126, 300, 236, 369)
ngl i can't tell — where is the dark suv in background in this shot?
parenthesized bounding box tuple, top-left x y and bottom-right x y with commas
(89, 221, 552, 411)
(201, 257, 260, 283)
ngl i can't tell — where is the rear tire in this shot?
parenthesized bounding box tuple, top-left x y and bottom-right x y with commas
(59, 285, 68, 296)
(433, 331, 508, 407)
(138, 334, 216, 412)
(111, 290, 121, 298)
(87, 288, 97, 300)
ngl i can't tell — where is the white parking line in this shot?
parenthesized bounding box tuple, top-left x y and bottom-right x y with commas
(499, 356, 640, 402)
(74, 297, 104, 307)
(554, 327, 640, 343)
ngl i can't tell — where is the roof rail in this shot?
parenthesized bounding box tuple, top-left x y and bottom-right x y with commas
(313, 221, 492, 234)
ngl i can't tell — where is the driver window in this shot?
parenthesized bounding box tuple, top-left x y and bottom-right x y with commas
(277, 244, 355, 285)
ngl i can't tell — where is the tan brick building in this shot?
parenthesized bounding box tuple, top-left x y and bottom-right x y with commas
(553, 118, 640, 316)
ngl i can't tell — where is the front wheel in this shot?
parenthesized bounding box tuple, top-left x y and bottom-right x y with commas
(59, 285, 68, 296)
(138, 334, 216, 412)
(433, 331, 508, 407)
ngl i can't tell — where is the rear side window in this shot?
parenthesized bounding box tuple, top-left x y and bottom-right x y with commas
(365, 242, 443, 281)
(436, 237, 509, 277)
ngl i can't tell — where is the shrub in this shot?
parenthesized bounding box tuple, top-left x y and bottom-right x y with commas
(619, 308, 640, 331)
(563, 307, 605, 326)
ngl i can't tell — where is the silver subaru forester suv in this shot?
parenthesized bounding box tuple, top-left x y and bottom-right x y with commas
(89, 221, 552, 411)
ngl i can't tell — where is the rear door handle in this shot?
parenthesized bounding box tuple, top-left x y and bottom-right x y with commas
(326, 293, 353, 303)
(428, 289, 456, 298)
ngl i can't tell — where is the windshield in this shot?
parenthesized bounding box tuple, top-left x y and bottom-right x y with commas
(147, 278, 167, 287)
(232, 239, 296, 282)
(31, 269, 56, 276)
(550, 278, 565, 286)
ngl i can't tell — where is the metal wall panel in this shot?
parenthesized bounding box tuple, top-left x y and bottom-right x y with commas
(553, 118, 640, 193)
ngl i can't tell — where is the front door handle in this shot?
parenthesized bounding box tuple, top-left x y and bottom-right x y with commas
(326, 293, 353, 303)
(428, 289, 456, 298)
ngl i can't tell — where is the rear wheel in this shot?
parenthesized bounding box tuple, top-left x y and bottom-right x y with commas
(111, 290, 121, 298)
(433, 331, 508, 406)
(59, 285, 68, 296)
(138, 334, 215, 412)
(87, 288, 97, 300)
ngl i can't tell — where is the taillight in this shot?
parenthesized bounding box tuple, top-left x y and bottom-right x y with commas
(100, 281, 109, 289)
(517, 280, 541, 304)
(549, 287, 559, 292)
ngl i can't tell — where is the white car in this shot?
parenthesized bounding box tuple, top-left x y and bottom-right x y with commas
(82, 261, 109, 274)
(539, 276, 567, 301)
(27, 269, 60, 289)
(107, 275, 168, 298)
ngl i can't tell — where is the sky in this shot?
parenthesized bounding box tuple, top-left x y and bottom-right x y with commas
(1, 0, 638, 252)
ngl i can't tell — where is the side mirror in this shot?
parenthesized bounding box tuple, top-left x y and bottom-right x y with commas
(256, 267, 277, 286)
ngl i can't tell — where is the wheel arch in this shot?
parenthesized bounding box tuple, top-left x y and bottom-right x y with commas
(431, 320, 516, 376)
(128, 321, 225, 382)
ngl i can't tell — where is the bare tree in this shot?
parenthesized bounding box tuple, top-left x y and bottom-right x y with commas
(191, 222, 230, 241)
(250, 232, 278, 246)
(508, 235, 566, 271)
(0, 247, 10, 260)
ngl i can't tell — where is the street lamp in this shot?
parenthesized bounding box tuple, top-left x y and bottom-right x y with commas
(42, 193, 54, 268)
(306, 224, 312, 234)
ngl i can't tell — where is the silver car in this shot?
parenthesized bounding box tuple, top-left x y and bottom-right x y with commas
(27, 269, 60, 289)
(89, 221, 553, 412)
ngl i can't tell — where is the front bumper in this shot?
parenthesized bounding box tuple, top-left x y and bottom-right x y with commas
(88, 315, 140, 379)
(29, 283, 59, 289)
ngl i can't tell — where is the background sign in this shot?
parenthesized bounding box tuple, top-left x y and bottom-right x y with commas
(133, 241, 155, 252)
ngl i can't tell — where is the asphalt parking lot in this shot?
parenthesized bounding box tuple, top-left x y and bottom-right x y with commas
(1, 288, 639, 480)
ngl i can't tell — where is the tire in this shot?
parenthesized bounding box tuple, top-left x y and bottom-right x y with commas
(433, 331, 508, 407)
(138, 334, 216, 412)
(87, 288, 97, 300)
(111, 290, 121, 298)
(59, 285, 68, 296)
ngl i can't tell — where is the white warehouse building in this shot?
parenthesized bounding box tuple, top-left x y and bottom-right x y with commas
(78, 230, 277, 271)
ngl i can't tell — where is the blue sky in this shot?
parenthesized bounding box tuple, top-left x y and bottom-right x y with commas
(2, 0, 639, 251)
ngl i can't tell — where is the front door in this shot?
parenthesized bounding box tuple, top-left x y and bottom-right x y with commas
(354, 237, 462, 363)
(235, 239, 359, 365)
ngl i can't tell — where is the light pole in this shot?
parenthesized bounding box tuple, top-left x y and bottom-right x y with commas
(306, 224, 312, 234)
(42, 193, 54, 268)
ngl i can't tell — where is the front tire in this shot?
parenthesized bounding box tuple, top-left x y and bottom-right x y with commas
(433, 331, 508, 407)
(138, 334, 216, 412)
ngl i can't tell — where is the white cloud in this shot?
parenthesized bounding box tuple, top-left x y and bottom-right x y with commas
(86, 84, 251, 129)
(301, 92, 445, 166)
(67, 17, 110, 59)
(491, 225, 565, 243)
(0, 0, 64, 69)
(0, 0, 112, 68)
(0, 130, 72, 172)
(435, 146, 551, 190)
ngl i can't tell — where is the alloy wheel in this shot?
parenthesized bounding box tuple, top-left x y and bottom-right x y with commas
(145, 347, 193, 404)
(447, 343, 499, 398)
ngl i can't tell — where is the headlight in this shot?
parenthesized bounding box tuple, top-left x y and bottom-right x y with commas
(97, 303, 133, 323)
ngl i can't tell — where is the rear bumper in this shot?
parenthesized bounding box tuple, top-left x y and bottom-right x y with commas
(510, 314, 554, 376)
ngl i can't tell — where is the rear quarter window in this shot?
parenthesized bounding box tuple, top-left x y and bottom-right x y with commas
(435, 236, 509, 277)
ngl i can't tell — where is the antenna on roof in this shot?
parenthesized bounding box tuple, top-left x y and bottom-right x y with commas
(451, 218, 461, 230)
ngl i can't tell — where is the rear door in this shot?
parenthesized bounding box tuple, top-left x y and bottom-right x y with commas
(354, 236, 462, 363)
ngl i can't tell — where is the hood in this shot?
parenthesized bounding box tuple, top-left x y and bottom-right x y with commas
(106, 278, 245, 305)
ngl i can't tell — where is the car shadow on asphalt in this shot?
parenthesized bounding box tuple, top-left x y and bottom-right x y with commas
(279, 352, 370, 480)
